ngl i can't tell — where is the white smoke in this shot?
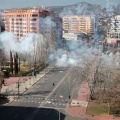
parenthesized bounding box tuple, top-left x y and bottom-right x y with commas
(0, 32, 44, 56)
(48, 40, 101, 67)
(60, 8, 74, 17)
(105, 0, 116, 18)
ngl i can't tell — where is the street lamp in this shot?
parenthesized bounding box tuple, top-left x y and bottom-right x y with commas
(17, 77, 22, 98)
(46, 101, 60, 120)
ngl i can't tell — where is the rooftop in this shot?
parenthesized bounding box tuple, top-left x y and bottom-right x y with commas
(4, 6, 50, 13)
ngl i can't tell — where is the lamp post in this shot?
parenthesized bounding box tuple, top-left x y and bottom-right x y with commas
(17, 77, 22, 98)
(46, 101, 60, 120)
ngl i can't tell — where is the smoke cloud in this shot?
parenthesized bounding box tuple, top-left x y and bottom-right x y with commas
(0, 32, 44, 56)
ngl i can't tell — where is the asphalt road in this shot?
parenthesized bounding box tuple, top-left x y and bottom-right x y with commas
(0, 67, 89, 120)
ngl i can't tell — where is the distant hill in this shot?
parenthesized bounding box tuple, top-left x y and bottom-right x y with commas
(47, 2, 120, 17)
(47, 2, 105, 17)
(0, 9, 4, 12)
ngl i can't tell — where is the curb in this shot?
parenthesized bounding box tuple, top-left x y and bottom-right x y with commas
(1, 67, 54, 106)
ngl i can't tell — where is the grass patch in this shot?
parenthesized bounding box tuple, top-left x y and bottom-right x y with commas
(86, 101, 108, 115)
(20, 64, 30, 72)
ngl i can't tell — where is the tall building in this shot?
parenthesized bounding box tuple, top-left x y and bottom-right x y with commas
(0, 21, 5, 33)
(63, 15, 93, 34)
(107, 15, 120, 44)
(3, 7, 62, 42)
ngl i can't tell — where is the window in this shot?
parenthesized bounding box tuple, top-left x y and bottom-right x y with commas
(32, 14, 38, 17)
(31, 18, 37, 21)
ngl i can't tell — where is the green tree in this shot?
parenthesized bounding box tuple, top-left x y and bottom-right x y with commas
(14, 53, 19, 75)
(10, 51, 13, 74)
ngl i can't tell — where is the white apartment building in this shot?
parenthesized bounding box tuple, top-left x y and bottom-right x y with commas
(107, 15, 120, 44)
(63, 15, 93, 34)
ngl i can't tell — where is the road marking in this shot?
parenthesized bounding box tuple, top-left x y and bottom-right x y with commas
(40, 67, 74, 107)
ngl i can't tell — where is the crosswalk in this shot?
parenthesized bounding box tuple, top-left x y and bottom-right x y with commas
(14, 99, 68, 106)
(13, 96, 69, 107)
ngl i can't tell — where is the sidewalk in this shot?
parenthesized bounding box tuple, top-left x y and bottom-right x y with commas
(0, 66, 54, 105)
(66, 57, 120, 120)
(67, 81, 89, 117)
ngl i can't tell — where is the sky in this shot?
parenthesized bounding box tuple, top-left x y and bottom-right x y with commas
(0, 0, 120, 9)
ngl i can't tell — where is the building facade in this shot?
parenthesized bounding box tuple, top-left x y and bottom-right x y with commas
(63, 15, 93, 34)
(3, 7, 62, 42)
(0, 21, 5, 33)
(107, 15, 120, 44)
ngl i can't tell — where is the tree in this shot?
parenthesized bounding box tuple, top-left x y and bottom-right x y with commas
(10, 51, 13, 74)
(14, 52, 19, 75)
(18, 57, 20, 72)
(15, 52, 19, 74)
(18, 52, 28, 66)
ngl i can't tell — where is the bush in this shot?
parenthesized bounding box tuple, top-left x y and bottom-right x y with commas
(2, 67, 10, 78)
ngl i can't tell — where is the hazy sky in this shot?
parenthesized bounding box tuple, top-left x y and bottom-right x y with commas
(0, 0, 120, 9)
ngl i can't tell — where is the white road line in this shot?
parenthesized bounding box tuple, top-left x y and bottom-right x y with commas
(40, 67, 74, 107)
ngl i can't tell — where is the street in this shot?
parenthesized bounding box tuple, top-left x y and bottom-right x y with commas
(0, 67, 88, 120)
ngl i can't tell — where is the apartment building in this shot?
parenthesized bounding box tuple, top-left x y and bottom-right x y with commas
(107, 15, 120, 44)
(63, 15, 93, 34)
(3, 7, 62, 42)
(0, 21, 5, 33)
